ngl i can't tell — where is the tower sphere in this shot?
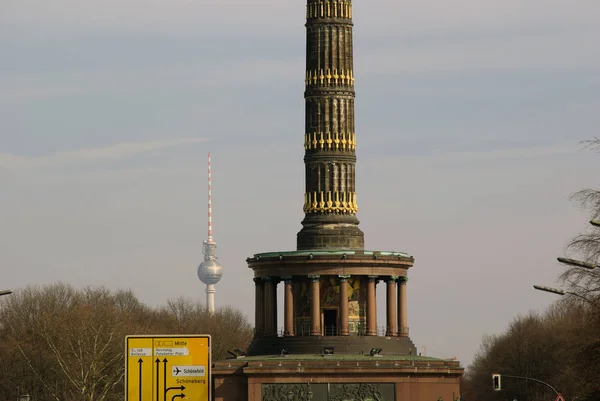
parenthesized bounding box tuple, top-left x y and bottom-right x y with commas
(198, 258, 223, 285)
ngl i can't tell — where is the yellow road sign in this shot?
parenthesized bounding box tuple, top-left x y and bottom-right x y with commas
(125, 335, 211, 401)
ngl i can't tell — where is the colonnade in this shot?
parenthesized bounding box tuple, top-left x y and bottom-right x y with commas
(253, 275, 408, 337)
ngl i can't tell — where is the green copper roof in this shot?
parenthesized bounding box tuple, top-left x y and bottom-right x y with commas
(237, 354, 446, 362)
(252, 250, 411, 258)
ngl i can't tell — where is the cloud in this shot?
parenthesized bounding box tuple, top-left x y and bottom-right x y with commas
(431, 144, 580, 162)
(1, 0, 304, 36)
(364, 144, 581, 171)
(0, 137, 208, 170)
(357, 25, 600, 74)
(3, 0, 599, 37)
(0, 57, 302, 104)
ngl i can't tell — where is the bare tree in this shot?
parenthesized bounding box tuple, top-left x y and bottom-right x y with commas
(465, 302, 593, 401)
(158, 296, 253, 360)
(0, 283, 151, 401)
(559, 138, 600, 302)
(0, 284, 253, 400)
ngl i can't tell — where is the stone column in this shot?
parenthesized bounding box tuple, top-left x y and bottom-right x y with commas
(309, 275, 321, 336)
(398, 277, 408, 337)
(297, 0, 364, 251)
(253, 277, 264, 337)
(283, 276, 294, 337)
(339, 275, 350, 336)
(385, 277, 398, 337)
(263, 277, 275, 336)
(272, 279, 279, 336)
(366, 276, 378, 336)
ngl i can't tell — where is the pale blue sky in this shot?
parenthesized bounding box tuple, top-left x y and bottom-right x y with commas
(1, 0, 599, 367)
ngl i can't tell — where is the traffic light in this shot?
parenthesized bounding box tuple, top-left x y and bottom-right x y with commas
(492, 374, 501, 391)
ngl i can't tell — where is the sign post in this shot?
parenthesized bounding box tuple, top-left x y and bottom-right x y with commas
(125, 334, 211, 401)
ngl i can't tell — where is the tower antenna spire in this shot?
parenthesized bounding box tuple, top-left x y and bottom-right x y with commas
(207, 152, 213, 244)
(197, 152, 223, 315)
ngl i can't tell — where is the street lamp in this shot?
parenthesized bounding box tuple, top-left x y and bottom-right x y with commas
(557, 257, 598, 270)
(555, 218, 600, 269)
(533, 285, 597, 308)
(533, 285, 568, 296)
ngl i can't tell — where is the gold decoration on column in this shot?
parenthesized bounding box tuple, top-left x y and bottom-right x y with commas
(306, 1, 352, 20)
(303, 191, 358, 214)
(305, 69, 354, 88)
(303, 192, 309, 213)
(304, 131, 356, 151)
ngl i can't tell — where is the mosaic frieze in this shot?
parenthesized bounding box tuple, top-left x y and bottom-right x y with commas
(293, 277, 366, 334)
(261, 383, 395, 401)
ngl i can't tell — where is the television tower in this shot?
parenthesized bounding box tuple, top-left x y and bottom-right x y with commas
(197, 152, 223, 314)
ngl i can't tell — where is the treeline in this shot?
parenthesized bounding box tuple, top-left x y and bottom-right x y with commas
(0, 283, 253, 401)
(463, 299, 600, 401)
(464, 138, 600, 401)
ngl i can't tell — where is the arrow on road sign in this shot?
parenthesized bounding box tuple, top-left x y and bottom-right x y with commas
(163, 359, 168, 401)
(166, 385, 185, 401)
(137, 359, 143, 401)
(155, 359, 160, 401)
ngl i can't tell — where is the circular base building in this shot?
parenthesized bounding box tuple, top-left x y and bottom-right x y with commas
(247, 250, 415, 356)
